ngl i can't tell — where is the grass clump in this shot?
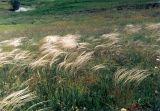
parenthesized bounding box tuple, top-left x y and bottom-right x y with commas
(0, 32, 159, 110)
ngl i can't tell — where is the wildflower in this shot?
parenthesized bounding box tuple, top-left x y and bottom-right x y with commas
(155, 66, 158, 69)
(83, 107, 86, 110)
(156, 58, 160, 61)
(121, 108, 127, 111)
(155, 90, 159, 95)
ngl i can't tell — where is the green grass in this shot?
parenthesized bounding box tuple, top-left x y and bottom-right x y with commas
(0, 0, 160, 111)
(0, 0, 160, 24)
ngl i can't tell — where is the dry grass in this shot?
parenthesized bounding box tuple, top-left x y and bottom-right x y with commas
(114, 68, 150, 86)
(145, 23, 160, 30)
(0, 37, 26, 47)
(95, 33, 120, 50)
(0, 87, 36, 111)
(0, 29, 159, 110)
(124, 24, 142, 34)
(92, 64, 105, 71)
(30, 34, 94, 74)
(0, 0, 160, 109)
(0, 49, 32, 66)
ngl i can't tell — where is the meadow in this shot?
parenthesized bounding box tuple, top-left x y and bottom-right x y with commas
(0, 0, 160, 110)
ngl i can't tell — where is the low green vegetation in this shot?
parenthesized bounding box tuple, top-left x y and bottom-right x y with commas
(0, 0, 160, 111)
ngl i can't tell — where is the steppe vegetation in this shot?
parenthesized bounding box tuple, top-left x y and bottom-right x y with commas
(0, 0, 160, 110)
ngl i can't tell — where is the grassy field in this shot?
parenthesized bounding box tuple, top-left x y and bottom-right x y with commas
(0, 0, 160, 111)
